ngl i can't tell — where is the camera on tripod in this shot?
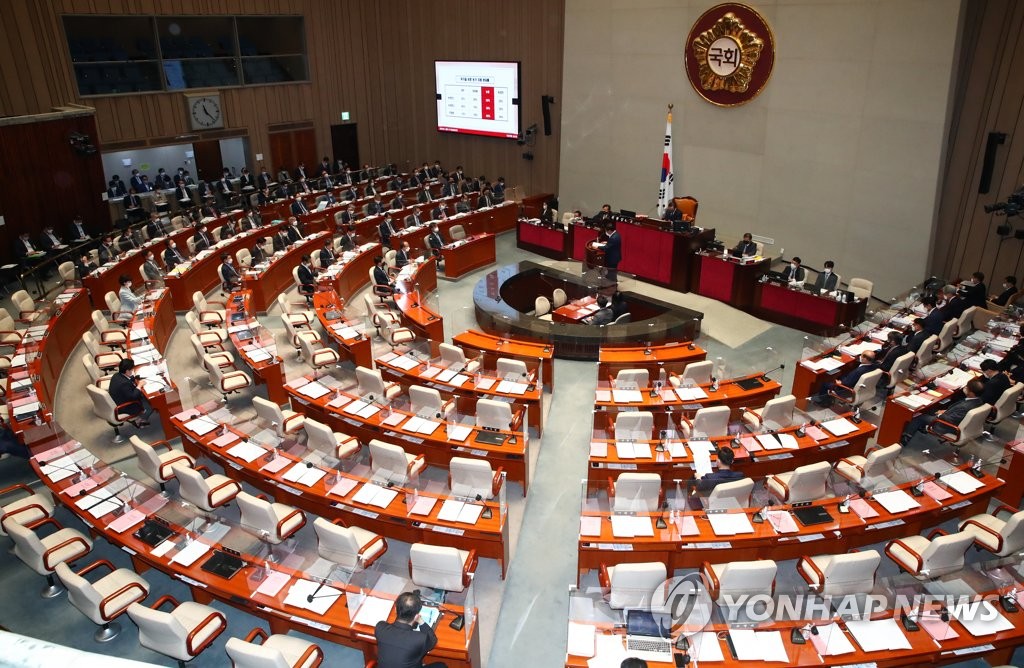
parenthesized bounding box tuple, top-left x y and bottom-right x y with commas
(985, 188, 1024, 216)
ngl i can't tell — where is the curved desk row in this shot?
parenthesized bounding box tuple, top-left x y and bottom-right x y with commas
(597, 343, 707, 378)
(594, 373, 782, 418)
(452, 330, 555, 389)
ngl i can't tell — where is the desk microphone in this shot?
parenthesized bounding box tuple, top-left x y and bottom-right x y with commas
(760, 364, 785, 381)
(306, 575, 334, 604)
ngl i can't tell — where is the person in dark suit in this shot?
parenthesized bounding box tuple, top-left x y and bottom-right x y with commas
(251, 238, 268, 265)
(477, 188, 496, 209)
(155, 168, 173, 190)
(611, 292, 629, 320)
(98, 235, 118, 264)
(294, 162, 308, 181)
(367, 195, 386, 216)
(319, 238, 336, 268)
(959, 272, 987, 309)
(441, 179, 459, 198)
(39, 227, 65, 252)
(979, 359, 1012, 405)
(238, 168, 255, 190)
(286, 217, 305, 244)
(341, 185, 358, 201)
(492, 177, 506, 200)
(192, 224, 213, 252)
(406, 208, 428, 228)
(426, 224, 445, 258)
(108, 176, 127, 197)
(919, 296, 946, 335)
(257, 169, 273, 190)
(372, 255, 393, 290)
(75, 253, 98, 280)
(320, 190, 338, 207)
(129, 169, 146, 193)
(695, 446, 745, 492)
(272, 227, 291, 252)
(663, 200, 683, 226)
(395, 241, 411, 269)
(340, 205, 358, 227)
(116, 227, 139, 253)
(602, 224, 621, 281)
(240, 210, 261, 232)
(338, 229, 356, 252)
(391, 193, 406, 211)
(938, 285, 968, 320)
(219, 253, 241, 292)
(879, 330, 911, 373)
(592, 204, 613, 225)
(906, 318, 930, 353)
(174, 182, 192, 207)
(583, 295, 615, 325)
(538, 200, 555, 226)
(456, 195, 472, 214)
(812, 351, 879, 407)
(291, 196, 310, 217)
(108, 359, 153, 427)
(812, 261, 839, 293)
(163, 239, 186, 269)
(124, 188, 145, 223)
(69, 216, 91, 242)
(294, 177, 312, 195)
(378, 215, 398, 249)
(417, 187, 433, 204)
(257, 186, 275, 207)
(364, 181, 378, 197)
(430, 204, 447, 221)
(781, 257, 806, 285)
(733, 233, 757, 257)
(145, 212, 168, 240)
(374, 591, 444, 668)
(338, 168, 353, 186)
(901, 379, 986, 444)
(141, 250, 163, 282)
(297, 255, 316, 306)
(991, 276, 1018, 307)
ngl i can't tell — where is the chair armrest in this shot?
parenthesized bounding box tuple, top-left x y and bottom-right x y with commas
(510, 408, 525, 432)
(373, 284, 395, 297)
(1, 501, 51, 527)
(243, 627, 269, 644)
(461, 549, 478, 587)
(206, 479, 240, 508)
(99, 581, 149, 621)
(993, 503, 1019, 518)
(607, 476, 615, 500)
(927, 527, 950, 540)
(358, 535, 387, 568)
(741, 407, 762, 425)
(407, 454, 425, 476)
(836, 458, 864, 476)
(76, 559, 115, 578)
(926, 418, 962, 441)
(282, 413, 305, 433)
(886, 538, 924, 574)
(796, 556, 825, 593)
(43, 534, 91, 570)
(185, 610, 227, 656)
(492, 467, 504, 497)
(109, 310, 133, 321)
(331, 517, 350, 528)
(149, 439, 175, 452)
(158, 454, 194, 480)
(960, 518, 1003, 553)
(827, 382, 855, 400)
(0, 483, 34, 500)
(194, 464, 212, 475)
(24, 516, 62, 532)
(151, 594, 181, 611)
(700, 562, 720, 599)
(276, 508, 306, 539)
(294, 644, 324, 668)
(199, 309, 223, 320)
(768, 474, 790, 502)
(206, 299, 227, 309)
(115, 401, 143, 420)
(598, 563, 611, 592)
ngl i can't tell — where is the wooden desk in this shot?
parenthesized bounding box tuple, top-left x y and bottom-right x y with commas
(442, 233, 496, 279)
(578, 464, 1002, 577)
(125, 287, 183, 437)
(25, 429, 481, 668)
(697, 252, 770, 309)
(171, 408, 511, 577)
(315, 242, 379, 305)
(597, 343, 707, 378)
(792, 351, 857, 409)
(243, 231, 330, 313)
(453, 330, 555, 389)
(284, 376, 531, 493)
(876, 374, 964, 446)
(517, 219, 569, 260)
(754, 282, 868, 337)
(520, 193, 555, 219)
(393, 258, 444, 340)
(226, 289, 288, 404)
(594, 373, 783, 420)
(81, 225, 193, 306)
(313, 291, 374, 369)
(553, 296, 598, 324)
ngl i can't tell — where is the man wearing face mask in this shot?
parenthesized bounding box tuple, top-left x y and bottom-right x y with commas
(958, 271, 987, 309)
(142, 250, 163, 282)
(219, 252, 241, 292)
(991, 276, 1018, 307)
(163, 239, 186, 270)
(812, 260, 839, 293)
(812, 351, 878, 407)
(781, 257, 805, 286)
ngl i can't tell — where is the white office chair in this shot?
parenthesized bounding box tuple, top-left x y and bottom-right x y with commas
(835, 443, 901, 484)
(82, 330, 127, 373)
(303, 418, 359, 459)
(191, 334, 233, 371)
(408, 543, 477, 592)
(679, 406, 730, 438)
(552, 288, 568, 309)
(299, 335, 340, 376)
(204, 353, 253, 400)
(0, 307, 24, 347)
(449, 457, 503, 500)
(0, 483, 55, 537)
(828, 368, 884, 409)
(671, 360, 713, 387)
(988, 382, 1024, 425)
(104, 291, 126, 320)
(741, 394, 796, 430)
(496, 358, 528, 379)
(82, 354, 112, 390)
(236, 492, 306, 544)
(959, 506, 1024, 557)
(127, 597, 227, 666)
(86, 383, 142, 443)
(705, 478, 754, 510)
(885, 529, 975, 579)
(955, 306, 977, 338)
(355, 365, 401, 401)
(925, 403, 991, 447)
(58, 261, 77, 285)
(8, 517, 92, 598)
(368, 439, 425, 486)
(936, 319, 957, 352)
(613, 369, 649, 389)
(185, 310, 227, 349)
(192, 291, 226, 327)
(381, 317, 416, 349)
(534, 295, 552, 320)
(225, 628, 325, 668)
(915, 334, 939, 368)
(608, 472, 662, 513)
(887, 352, 915, 390)
(11, 290, 44, 321)
(172, 464, 241, 512)
(476, 398, 516, 432)
(283, 317, 322, 359)
(314, 517, 387, 571)
(848, 278, 873, 301)
(439, 342, 481, 374)
(766, 461, 831, 504)
(130, 435, 195, 491)
(409, 385, 455, 419)
(90, 310, 127, 348)
(276, 293, 314, 328)
(613, 411, 653, 441)
(700, 559, 777, 601)
(55, 560, 150, 642)
(598, 561, 668, 609)
(363, 294, 399, 339)
(449, 225, 467, 241)
(235, 248, 252, 269)
(252, 396, 306, 436)
(797, 550, 881, 596)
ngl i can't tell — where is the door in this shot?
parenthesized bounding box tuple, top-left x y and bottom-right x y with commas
(192, 139, 223, 183)
(330, 123, 359, 170)
(268, 128, 316, 177)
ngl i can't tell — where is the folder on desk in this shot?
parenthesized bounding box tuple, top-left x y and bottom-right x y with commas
(612, 389, 643, 403)
(580, 516, 602, 537)
(438, 499, 484, 525)
(676, 386, 709, 401)
(729, 629, 789, 662)
(227, 441, 267, 463)
(755, 433, 782, 450)
(284, 578, 341, 616)
(941, 470, 985, 494)
(297, 381, 330, 399)
(352, 484, 399, 508)
(955, 600, 1014, 636)
(845, 618, 912, 651)
(327, 477, 358, 498)
(567, 622, 596, 657)
(809, 622, 855, 655)
(282, 463, 326, 487)
(170, 540, 211, 567)
(707, 512, 754, 536)
(821, 417, 858, 436)
(872, 490, 921, 513)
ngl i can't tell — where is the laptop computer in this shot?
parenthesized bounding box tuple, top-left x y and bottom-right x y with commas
(624, 609, 673, 661)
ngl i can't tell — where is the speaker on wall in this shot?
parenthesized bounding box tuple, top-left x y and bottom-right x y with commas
(541, 95, 554, 136)
(979, 131, 1006, 194)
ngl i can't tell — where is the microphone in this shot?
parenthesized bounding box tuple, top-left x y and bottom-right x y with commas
(306, 574, 335, 603)
(761, 364, 786, 381)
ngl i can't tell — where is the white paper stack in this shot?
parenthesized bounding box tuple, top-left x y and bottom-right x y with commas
(283, 578, 341, 615)
(437, 499, 485, 525)
(872, 489, 921, 513)
(845, 618, 912, 651)
(707, 512, 754, 536)
(941, 470, 986, 494)
(728, 629, 789, 662)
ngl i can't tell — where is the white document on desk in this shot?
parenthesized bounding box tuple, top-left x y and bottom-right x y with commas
(755, 433, 782, 450)
(810, 622, 856, 655)
(170, 540, 211, 567)
(567, 622, 596, 658)
(708, 512, 754, 536)
(691, 631, 725, 661)
(297, 381, 330, 399)
(587, 633, 627, 668)
(357, 403, 381, 419)
(343, 400, 368, 414)
(446, 424, 472, 442)
(282, 463, 326, 487)
(580, 516, 602, 537)
(284, 579, 341, 616)
(677, 386, 709, 401)
(777, 433, 799, 449)
(227, 441, 267, 463)
(436, 369, 457, 383)
(821, 417, 858, 436)
(612, 389, 643, 403)
(352, 595, 394, 627)
(391, 355, 418, 370)
(845, 618, 911, 651)
(692, 447, 713, 478)
(956, 600, 1014, 636)
(872, 489, 921, 513)
(941, 470, 985, 495)
(730, 629, 789, 662)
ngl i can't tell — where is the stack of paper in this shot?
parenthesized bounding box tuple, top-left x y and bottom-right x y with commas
(352, 484, 399, 508)
(327, 477, 358, 498)
(567, 622, 596, 657)
(497, 380, 528, 395)
(590, 442, 609, 457)
(227, 441, 267, 463)
(611, 389, 643, 403)
(821, 417, 858, 436)
(708, 512, 754, 536)
(895, 393, 932, 409)
(729, 629, 789, 662)
(184, 416, 219, 436)
(446, 424, 472, 442)
(690, 631, 724, 661)
(935, 368, 975, 391)
(408, 496, 437, 516)
(282, 463, 327, 487)
(297, 382, 330, 399)
(845, 618, 912, 651)
(766, 510, 798, 533)
(872, 489, 921, 513)
(955, 600, 1014, 636)
(614, 441, 652, 459)
(580, 516, 602, 536)
(941, 470, 985, 494)
(283, 578, 341, 615)
(803, 357, 846, 372)
(809, 622, 856, 655)
(677, 386, 710, 401)
(437, 499, 484, 525)
(170, 540, 211, 567)
(756, 433, 782, 450)
(254, 571, 290, 597)
(609, 515, 655, 538)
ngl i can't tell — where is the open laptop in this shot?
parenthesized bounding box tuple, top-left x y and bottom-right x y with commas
(624, 609, 673, 661)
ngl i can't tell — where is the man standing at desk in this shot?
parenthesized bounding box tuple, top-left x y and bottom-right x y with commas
(374, 591, 444, 668)
(593, 203, 613, 225)
(600, 223, 621, 281)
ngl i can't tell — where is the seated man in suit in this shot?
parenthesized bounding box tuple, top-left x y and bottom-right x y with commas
(477, 187, 496, 209)
(395, 241, 412, 269)
(610, 292, 629, 320)
(39, 227, 66, 253)
(374, 592, 442, 668)
(991, 275, 1018, 307)
(959, 271, 987, 309)
(938, 284, 968, 321)
(294, 177, 313, 196)
(406, 207, 429, 228)
(98, 235, 119, 264)
(583, 294, 615, 325)
(781, 256, 806, 286)
(417, 186, 434, 204)
(256, 185, 275, 207)
(592, 203, 613, 225)
(430, 203, 448, 220)
(372, 255, 393, 291)
(238, 168, 255, 190)
(367, 194, 386, 216)
(218, 218, 237, 241)
(601, 224, 621, 281)
(901, 378, 986, 444)
(240, 210, 262, 232)
(108, 175, 128, 197)
(68, 215, 91, 242)
(455, 195, 472, 214)
(163, 239, 186, 270)
(319, 238, 336, 268)
(341, 185, 358, 201)
(732, 233, 757, 257)
(272, 227, 291, 253)
(285, 217, 305, 244)
(979, 359, 1012, 405)
(145, 212, 169, 240)
(426, 223, 446, 258)
(812, 351, 879, 407)
(878, 330, 911, 374)
(219, 253, 241, 292)
(192, 224, 213, 252)
(812, 260, 839, 293)
(695, 445, 745, 492)
(297, 255, 317, 306)
(363, 180, 378, 197)
(919, 296, 947, 335)
(116, 226, 140, 253)
(291, 195, 311, 216)
(141, 250, 163, 282)
(108, 358, 153, 428)
(391, 193, 406, 211)
(663, 200, 683, 226)
(337, 229, 357, 252)
(174, 182, 192, 208)
(906, 317, 930, 353)
(123, 188, 146, 223)
(378, 214, 398, 249)
(154, 168, 173, 190)
(75, 253, 98, 280)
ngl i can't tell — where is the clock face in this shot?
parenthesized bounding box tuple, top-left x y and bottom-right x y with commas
(189, 95, 223, 129)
